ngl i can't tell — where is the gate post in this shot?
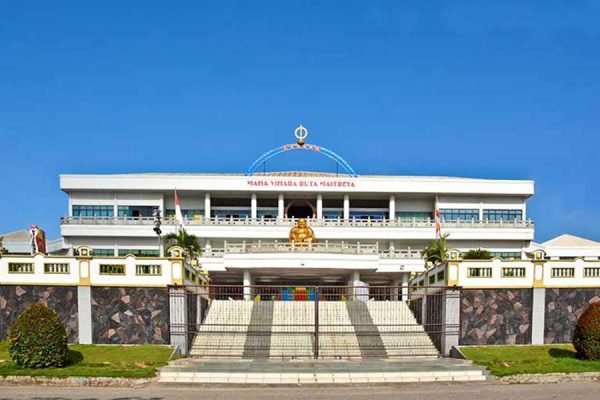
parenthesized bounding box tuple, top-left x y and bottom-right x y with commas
(441, 288, 461, 355)
(314, 289, 320, 359)
(169, 285, 188, 355)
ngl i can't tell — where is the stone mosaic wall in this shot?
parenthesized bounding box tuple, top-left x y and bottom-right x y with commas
(460, 289, 533, 345)
(91, 287, 169, 344)
(545, 288, 600, 344)
(0, 285, 78, 342)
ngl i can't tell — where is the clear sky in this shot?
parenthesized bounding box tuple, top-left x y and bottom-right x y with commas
(1, 1, 599, 242)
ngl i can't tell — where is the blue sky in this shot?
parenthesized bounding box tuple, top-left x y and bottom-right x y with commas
(1, 1, 599, 241)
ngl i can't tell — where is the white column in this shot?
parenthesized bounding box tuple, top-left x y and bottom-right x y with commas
(77, 286, 92, 344)
(243, 270, 253, 301)
(204, 238, 212, 253)
(343, 194, 350, 220)
(389, 195, 396, 220)
(169, 286, 188, 355)
(251, 193, 257, 219)
(316, 194, 323, 219)
(204, 192, 211, 219)
(531, 288, 546, 345)
(391, 279, 401, 301)
(113, 192, 118, 219)
(479, 199, 484, 221)
(278, 194, 285, 219)
(441, 289, 460, 355)
(401, 273, 409, 301)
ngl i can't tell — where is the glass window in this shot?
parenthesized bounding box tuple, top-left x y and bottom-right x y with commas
(490, 252, 521, 260)
(396, 211, 433, 221)
(440, 209, 479, 221)
(323, 210, 343, 219)
(437, 270, 445, 282)
(212, 209, 251, 219)
(90, 248, 114, 257)
(118, 249, 160, 257)
(349, 210, 388, 220)
(118, 206, 157, 218)
(483, 209, 523, 221)
(72, 205, 114, 218)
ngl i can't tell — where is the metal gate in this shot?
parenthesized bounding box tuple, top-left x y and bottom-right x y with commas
(179, 285, 456, 358)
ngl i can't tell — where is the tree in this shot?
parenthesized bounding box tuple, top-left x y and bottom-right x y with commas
(463, 248, 492, 260)
(163, 229, 201, 260)
(0, 236, 6, 254)
(421, 234, 449, 267)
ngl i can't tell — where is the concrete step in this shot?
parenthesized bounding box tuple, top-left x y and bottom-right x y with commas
(158, 359, 491, 384)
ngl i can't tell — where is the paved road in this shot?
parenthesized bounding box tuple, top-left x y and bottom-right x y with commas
(0, 382, 598, 400)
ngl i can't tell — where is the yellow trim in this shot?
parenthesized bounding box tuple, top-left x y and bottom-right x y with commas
(0, 282, 80, 287)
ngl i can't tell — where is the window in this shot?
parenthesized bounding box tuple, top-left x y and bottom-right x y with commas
(118, 249, 160, 257)
(437, 270, 445, 282)
(396, 211, 433, 221)
(72, 205, 114, 218)
(428, 274, 436, 285)
(440, 209, 479, 221)
(490, 252, 521, 260)
(8, 263, 33, 273)
(165, 209, 204, 219)
(212, 209, 251, 219)
(118, 206, 157, 218)
(551, 267, 575, 278)
(99, 264, 125, 275)
(257, 208, 278, 219)
(323, 210, 343, 219)
(584, 268, 600, 278)
(467, 267, 492, 278)
(349, 210, 388, 220)
(502, 267, 526, 278)
(483, 209, 523, 221)
(136, 264, 161, 276)
(44, 263, 70, 274)
(90, 248, 114, 257)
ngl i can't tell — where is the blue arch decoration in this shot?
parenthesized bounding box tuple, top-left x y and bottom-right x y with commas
(245, 143, 358, 177)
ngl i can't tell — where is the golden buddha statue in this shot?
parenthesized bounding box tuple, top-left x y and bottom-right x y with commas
(289, 218, 317, 244)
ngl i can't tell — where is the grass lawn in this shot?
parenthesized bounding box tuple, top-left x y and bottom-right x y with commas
(461, 344, 600, 377)
(0, 341, 173, 378)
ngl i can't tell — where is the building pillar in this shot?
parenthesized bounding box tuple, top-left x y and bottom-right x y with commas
(278, 194, 285, 219)
(77, 286, 93, 344)
(243, 270, 253, 300)
(401, 273, 409, 301)
(204, 238, 212, 254)
(391, 279, 401, 301)
(316, 194, 323, 220)
(169, 286, 188, 355)
(531, 287, 546, 345)
(204, 192, 211, 219)
(441, 289, 461, 355)
(251, 193, 257, 219)
(343, 194, 350, 220)
(389, 195, 396, 220)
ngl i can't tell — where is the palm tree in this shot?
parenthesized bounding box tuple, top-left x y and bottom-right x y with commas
(463, 248, 492, 260)
(421, 234, 449, 267)
(163, 229, 201, 260)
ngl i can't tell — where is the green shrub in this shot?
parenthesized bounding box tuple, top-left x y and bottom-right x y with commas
(573, 302, 600, 360)
(8, 303, 68, 368)
(463, 249, 492, 260)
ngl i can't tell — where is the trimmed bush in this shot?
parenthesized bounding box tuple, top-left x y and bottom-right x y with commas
(573, 302, 600, 360)
(8, 303, 68, 368)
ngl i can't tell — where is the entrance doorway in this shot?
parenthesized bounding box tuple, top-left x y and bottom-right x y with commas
(285, 200, 316, 219)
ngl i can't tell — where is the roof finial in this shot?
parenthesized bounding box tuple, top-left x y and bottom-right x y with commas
(294, 125, 308, 145)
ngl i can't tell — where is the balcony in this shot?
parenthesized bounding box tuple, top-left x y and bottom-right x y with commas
(203, 241, 422, 259)
(61, 216, 534, 229)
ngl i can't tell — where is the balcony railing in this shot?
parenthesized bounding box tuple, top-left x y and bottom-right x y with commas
(200, 242, 422, 259)
(61, 216, 534, 229)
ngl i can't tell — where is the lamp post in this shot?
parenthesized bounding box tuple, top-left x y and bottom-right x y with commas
(153, 208, 162, 256)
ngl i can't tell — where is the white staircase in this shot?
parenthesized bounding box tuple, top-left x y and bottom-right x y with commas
(189, 300, 254, 358)
(189, 299, 438, 359)
(366, 301, 438, 357)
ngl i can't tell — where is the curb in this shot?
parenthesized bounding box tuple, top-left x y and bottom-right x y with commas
(0, 375, 157, 387)
(500, 372, 600, 384)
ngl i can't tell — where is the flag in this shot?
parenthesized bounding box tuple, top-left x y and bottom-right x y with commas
(175, 190, 185, 231)
(434, 208, 441, 238)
